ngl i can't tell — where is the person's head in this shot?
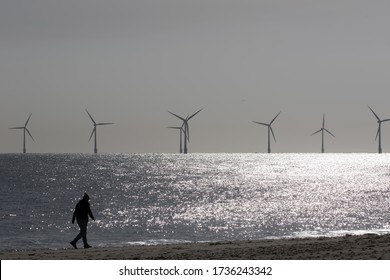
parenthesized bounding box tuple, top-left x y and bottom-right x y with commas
(83, 193, 90, 201)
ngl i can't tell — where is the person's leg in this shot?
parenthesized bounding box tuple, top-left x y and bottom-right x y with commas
(77, 219, 90, 247)
(73, 229, 83, 243)
(70, 220, 86, 249)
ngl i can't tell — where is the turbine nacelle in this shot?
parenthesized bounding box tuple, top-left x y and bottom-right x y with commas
(85, 109, 114, 153)
(311, 113, 335, 153)
(168, 109, 202, 153)
(9, 113, 34, 153)
(368, 106, 390, 153)
(253, 112, 281, 152)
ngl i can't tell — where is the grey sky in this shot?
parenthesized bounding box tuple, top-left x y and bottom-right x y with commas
(1, 0, 390, 153)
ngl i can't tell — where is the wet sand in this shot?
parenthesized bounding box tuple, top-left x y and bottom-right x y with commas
(1, 234, 390, 260)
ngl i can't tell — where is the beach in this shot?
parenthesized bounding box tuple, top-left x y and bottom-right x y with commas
(1, 234, 390, 260)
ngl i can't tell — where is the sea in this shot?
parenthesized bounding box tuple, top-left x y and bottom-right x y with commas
(0, 153, 389, 251)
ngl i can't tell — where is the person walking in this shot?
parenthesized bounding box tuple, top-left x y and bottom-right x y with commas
(70, 193, 95, 249)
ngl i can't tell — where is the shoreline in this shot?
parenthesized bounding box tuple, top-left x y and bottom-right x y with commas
(1, 234, 390, 260)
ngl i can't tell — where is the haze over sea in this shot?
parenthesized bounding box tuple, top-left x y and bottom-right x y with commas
(0, 153, 389, 251)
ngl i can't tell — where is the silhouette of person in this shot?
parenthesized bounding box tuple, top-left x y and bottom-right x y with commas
(70, 193, 95, 249)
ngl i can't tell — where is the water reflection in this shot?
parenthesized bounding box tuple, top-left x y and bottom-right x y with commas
(0, 153, 390, 250)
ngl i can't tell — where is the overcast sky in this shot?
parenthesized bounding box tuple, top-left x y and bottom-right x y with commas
(1, 0, 390, 153)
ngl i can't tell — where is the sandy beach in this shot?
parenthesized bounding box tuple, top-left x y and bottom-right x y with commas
(1, 234, 390, 260)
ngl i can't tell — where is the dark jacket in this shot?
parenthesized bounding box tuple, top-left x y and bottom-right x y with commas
(72, 199, 95, 223)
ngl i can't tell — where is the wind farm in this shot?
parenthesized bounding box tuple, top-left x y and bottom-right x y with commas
(9, 113, 35, 154)
(368, 106, 390, 154)
(168, 109, 202, 154)
(253, 112, 281, 153)
(3, 106, 390, 153)
(311, 114, 336, 153)
(85, 109, 114, 154)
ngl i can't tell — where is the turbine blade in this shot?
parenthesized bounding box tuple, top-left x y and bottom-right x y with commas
(88, 127, 96, 142)
(25, 128, 35, 142)
(187, 109, 203, 121)
(167, 126, 182, 129)
(322, 113, 325, 128)
(270, 111, 281, 125)
(252, 121, 269, 126)
(9, 127, 24, 129)
(375, 127, 380, 141)
(186, 123, 190, 142)
(382, 118, 390, 122)
(96, 122, 114, 126)
(368, 106, 381, 121)
(181, 125, 188, 142)
(85, 109, 96, 124)
(311, 129, 322, 136)
(25, 113, 32, 127)
(168, 111, 185, 121)
(324, 128, 335, 138)
(270, 127, 276, 142)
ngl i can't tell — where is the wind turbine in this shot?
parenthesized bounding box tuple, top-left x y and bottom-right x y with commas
(167, 125, 184, 153)
(85, 109, 114, 154)
(311, 114, 335, 153)
(9, 113, 35, 153)
(368, 106, 390, 153)
(168, 109, 202, 154)
(253, 112, 281, 153)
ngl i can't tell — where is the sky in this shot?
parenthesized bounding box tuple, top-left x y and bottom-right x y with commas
(1, 0, 390, 154)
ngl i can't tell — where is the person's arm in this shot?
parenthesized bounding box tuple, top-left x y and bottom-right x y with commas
(88, 204, 95, 221)
(72, 202, 79, 223)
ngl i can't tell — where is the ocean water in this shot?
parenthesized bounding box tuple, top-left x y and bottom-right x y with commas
(0, 153, 389, 251)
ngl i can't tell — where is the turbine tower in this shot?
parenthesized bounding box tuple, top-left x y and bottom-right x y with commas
(9, 113, 35, 153)
(253, 112, 281, 153)
(167, 126, 184, 153)
(85, 109, 114, 154)
(311, 114, 335, 153)
(168, 109, 202, 154)
(368, 106, 390, 153)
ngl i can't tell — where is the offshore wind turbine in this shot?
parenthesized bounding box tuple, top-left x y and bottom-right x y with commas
(168, 109, 202, 154)
(167, 126, 184, 153)
(9, 113, 35, 153)
(253, 112, 281, 153)
(368, 106, 390, 153)
(311, 114, 335, 153)
(85, 109, 114, 154)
